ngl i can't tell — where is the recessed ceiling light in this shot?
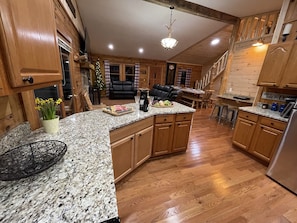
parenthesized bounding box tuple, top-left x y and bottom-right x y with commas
(108, 44, 114, 50)
(138, 48, 144, 53)
(211, 38, 220, 46)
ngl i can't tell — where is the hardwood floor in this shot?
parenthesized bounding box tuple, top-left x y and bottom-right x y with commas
(115, 107, 297, 223)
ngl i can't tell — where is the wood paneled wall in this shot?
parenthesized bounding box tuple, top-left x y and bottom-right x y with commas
(224, 43, 268, 97)
(92, 54, 202, 90)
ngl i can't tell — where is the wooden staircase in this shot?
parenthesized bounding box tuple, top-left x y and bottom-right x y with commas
(195, 50, 229, 90)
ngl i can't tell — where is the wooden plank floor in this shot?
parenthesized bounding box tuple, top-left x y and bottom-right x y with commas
(115, 107, 297, 223)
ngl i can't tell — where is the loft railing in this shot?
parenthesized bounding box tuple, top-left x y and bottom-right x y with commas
(195, 51, 229, 90)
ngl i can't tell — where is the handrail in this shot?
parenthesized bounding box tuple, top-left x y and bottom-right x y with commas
(195, 50, 229, 90)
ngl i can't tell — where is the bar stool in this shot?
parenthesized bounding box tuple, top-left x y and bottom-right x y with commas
(210, 103, 228, 123)
(218, 104, 229, 124)
(228, 106, 238, 129)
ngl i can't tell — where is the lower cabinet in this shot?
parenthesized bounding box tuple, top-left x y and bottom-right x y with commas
(153, 113, 193, 157)
(232, 111, 286, 164)
(110, 113, 193, 183)
(110, 117, 154, 183)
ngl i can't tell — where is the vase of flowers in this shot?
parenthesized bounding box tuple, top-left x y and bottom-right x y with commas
(35, 97, 62, 134)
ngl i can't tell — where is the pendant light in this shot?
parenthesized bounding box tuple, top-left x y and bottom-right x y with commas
(161, 6, 178, 50)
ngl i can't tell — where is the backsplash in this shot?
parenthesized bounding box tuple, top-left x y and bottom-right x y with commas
(261, 92, 297, 102)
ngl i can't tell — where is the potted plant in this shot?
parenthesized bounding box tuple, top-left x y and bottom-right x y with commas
(35, 97, 62, 134)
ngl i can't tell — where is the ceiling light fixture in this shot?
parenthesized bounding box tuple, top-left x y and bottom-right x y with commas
(252, 38, 264, 47)
(108, 44, 114, 50)
(138, 48, 144, 53)
(161, 6, 178, 50)
(211, 38, 220, 46)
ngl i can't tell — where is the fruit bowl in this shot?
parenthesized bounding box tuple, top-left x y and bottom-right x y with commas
(151, 100, 173, 108)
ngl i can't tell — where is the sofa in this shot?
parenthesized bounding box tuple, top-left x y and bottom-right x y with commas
(149, 84, 181, 101)
(109, 81, 137, 99)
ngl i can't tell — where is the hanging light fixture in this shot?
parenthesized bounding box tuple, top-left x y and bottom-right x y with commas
(161, 6, 178, 50)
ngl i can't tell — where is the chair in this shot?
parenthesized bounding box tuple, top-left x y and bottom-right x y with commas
(197, 90, 213, 109)
(82, 90, 106, 111)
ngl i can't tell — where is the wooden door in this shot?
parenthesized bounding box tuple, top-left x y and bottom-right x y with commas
(281, 42, 297, 89)
(134, 126, 153, 168)
(232, 117, 256, 150)
(111, 134, 134, 183)
(149, 66, 162, 89)
(257, 42, 293, 87)
(249, 125, 283, 163)
(172, 121, 191, 152)
(0, 0, 62, 88)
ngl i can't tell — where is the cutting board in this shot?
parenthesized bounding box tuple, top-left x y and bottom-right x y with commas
(102, 107, 134, 116)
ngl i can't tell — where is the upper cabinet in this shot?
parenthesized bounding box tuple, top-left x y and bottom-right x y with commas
(280, 41, 297, 88)
(258, 41, 297, 89)
(257, 42, 293, 87)
(0, 0, 62, 88)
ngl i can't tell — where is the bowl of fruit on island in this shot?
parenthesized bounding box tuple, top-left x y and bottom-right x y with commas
(152, 100, 173, 108)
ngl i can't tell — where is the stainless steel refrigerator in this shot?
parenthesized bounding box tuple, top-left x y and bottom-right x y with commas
(266, 107, 297, 194)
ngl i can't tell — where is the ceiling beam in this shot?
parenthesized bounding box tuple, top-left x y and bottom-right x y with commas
(143, 0, 239, 25)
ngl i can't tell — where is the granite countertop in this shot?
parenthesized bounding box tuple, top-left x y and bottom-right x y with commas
(239, 106, 289, 122)
(0, 102, 195, 223)
(217, 94, 254, 104)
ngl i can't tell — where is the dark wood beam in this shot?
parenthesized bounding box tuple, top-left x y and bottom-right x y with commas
(143, 0, 239, 25)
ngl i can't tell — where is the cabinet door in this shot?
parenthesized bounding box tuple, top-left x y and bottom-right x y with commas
(172, 121, 191, 152)
(111, 134, 134, 183)
(257, 42, 293, 87)
(281, 42, 297, 88)
(249, 125, 283, 163)
(135, 126, 153, 168)
(152, 123, 174, 156)
(232, 117, 256, 150)
(0, 0, 62, 87)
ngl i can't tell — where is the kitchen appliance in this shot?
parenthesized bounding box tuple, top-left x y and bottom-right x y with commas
(266, 102, 297, 194)
(280, 101, 295, 118)
(139, 90, 149, 112)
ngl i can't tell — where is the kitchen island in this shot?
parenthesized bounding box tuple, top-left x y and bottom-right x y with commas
(0, 102, 195, 223)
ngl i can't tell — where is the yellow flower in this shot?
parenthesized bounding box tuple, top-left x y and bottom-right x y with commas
(35, 97, 63, 120)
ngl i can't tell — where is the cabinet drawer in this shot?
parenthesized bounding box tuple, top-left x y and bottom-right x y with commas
(238, 111, 258, 122)
(175, 113, 192, 122)
(155, 114, 174, 123)
(110, 117, 154, 143)
(260, 117, 286, 131)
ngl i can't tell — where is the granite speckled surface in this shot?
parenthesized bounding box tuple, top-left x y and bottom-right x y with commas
(239, 106, 289, 122)
(0, 102, 195, 223)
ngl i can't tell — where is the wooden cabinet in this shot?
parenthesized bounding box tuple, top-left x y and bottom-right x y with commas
(134, 126, 154, 168)
(258, 41, 297, 89)
(249, 117, 286, 163)
(111, 134, 134, 183)
(0, 0, 62, 88)
(110, 117, 153, 183)
(153, 113, 193, 157)
(172, 113, 192, 153)
(233, 111, 286, 164)
(232, 111, 258, 150)
(153, 115, 175, 156)
(257, 42, 293, 87)
(280, 42, 297, 88)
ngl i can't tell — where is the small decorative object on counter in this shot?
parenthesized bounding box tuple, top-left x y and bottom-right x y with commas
(279, 104, 286, 112)
(262, 103, 269, 109)
(271, 102, 278, 111)
(35, 97, 62, 134)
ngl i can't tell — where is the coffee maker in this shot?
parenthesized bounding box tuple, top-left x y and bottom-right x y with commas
(139, 90, 149, 112)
